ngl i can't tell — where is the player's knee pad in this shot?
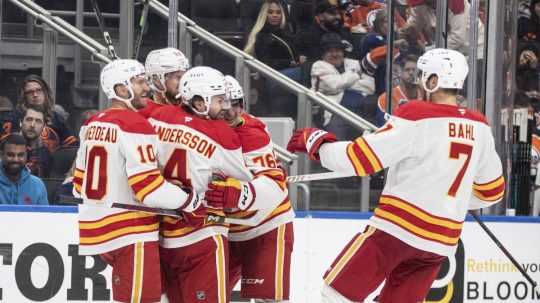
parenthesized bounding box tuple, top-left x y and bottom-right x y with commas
(321, 283, 356, 303)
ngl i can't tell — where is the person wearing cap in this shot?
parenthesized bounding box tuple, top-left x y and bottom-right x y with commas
(311, 32, 375, 138)
(296, 1, 354, 64)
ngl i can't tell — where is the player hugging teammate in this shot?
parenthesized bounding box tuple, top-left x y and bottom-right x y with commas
(74, 47, 294, 303)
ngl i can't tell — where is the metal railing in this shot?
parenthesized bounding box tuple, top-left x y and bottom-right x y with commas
(148, 0, 377, 133)
(7, 0, 111, 63)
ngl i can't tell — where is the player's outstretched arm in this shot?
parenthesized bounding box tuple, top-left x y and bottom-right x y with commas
(287, 120, 414, 176)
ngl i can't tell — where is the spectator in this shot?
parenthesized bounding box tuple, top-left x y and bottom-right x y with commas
(516, 42, 540, 98)
(518, 0, 540, 43)
(6, 75, 78, 152)
(296, 2, 355, 63)
(244, 0, 299, 71)
(344, 0, 385, 34)
(20, 105, 51, 178)
(311, 33, 375, 138)
(0, 134, 48, 205)
(54, 160, 75, 203)
(0, 96, 14, 141)
(375, 54, 423, 126)
(359, 9, 408, 95)
(401, 0, 485, 58)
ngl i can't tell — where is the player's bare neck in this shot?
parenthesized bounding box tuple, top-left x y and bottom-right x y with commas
(430, 92, 458, 106)
(110, 100, 131, 111)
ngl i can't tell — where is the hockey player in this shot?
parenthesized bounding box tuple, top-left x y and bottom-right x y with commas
(205, 75, 294, 302)
(287, 49, 505, 302)
(148, 66, 254, 303)
(139, 47, 190, 118)
(73, 59, 202, 303)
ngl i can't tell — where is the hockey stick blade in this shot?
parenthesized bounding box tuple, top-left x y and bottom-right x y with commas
(286, 171, 353, 183)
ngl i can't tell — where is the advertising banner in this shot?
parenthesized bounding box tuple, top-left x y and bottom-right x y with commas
(0, 208, 539, 302)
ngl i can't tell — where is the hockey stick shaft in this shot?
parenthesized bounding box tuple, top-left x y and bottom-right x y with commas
(286, 171, 353, 183)
(133, 0, 150, 59)
(90, 0, 118, 60)
(470, 212, 537, 288)
(58, 195, 227, 224)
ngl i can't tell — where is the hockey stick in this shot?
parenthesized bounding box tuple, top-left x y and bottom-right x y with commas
(90, 0, 118, 60)
(286, 171, 353, 183)
(58, 195, 227, 224)
(470, 212, 538, 288)
(133, 0, 150, 60)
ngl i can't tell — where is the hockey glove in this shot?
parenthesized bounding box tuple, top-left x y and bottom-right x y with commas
(177, 187, 203, 214)
(286, 128, 337, 161)
(205, 177, 255, 212)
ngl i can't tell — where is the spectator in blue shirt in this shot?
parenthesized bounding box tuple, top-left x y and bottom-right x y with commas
(0, 134, 48, 205)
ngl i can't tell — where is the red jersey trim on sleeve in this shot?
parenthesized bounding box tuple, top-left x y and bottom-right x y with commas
(394, 101, 489, 125)
(473, 175, 505, 202)
(346, 137, 383, 176)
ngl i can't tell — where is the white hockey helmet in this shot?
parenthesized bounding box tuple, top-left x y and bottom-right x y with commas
(416, 48, 469, 93)
(224, 75, 245, 107)
(178, 66, 226, 115)
(100, 59, 146, 109)
(145, 47, 190, 92)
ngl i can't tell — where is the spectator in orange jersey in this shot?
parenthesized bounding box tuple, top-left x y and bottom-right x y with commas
(375, 54, 423, 126)
(4, 75, 78, 152)
(20, 105, 51, 178)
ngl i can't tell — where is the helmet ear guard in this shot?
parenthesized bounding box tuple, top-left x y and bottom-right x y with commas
(100, 59, 146, 110)
(224, 75, 245, 108)
(145, 47, 190, 93)
(177, 66, 226, 116)
(416, 48, 469, 94)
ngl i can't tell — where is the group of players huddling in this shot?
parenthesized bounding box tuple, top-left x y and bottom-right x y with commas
(73, 46, 504, 303)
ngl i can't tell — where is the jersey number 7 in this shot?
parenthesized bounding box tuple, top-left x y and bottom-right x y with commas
(448, 142, 473, 197)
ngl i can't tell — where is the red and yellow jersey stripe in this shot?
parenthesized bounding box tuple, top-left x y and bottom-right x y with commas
(346, 137, 383, 176)
(473, 176, 505, 202)
(73, 168, 84, 194)
(128, 169, 165, 203)
(373, 195, 463, 246)
(253, 168, 287, 191)
(79, 211, 159, 245)
(229, 199, 292, 233)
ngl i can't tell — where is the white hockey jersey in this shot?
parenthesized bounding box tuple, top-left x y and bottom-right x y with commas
(319, 101, 505, 256)
(74, 108, 192, 255)
(148, 105, 254, 248)
(227, 113, 294, 242)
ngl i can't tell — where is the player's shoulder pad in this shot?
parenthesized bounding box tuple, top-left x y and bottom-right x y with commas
(210, 119, 241, 150)
(89, 108, 155, 135)
(394, 100, 489, 125)
(235, 114, 271, 153)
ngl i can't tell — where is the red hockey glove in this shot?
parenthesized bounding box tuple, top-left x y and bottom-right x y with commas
(286, 128, 337, 161)
(205, 177, 255, 211)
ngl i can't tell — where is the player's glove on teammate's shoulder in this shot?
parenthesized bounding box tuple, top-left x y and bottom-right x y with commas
(205, 177, 255, 212)
(286, 128, 337, 161)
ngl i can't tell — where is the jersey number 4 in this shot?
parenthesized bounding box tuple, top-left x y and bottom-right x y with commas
(448, 142, 473, 197)
(163, 148, 192, 187)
